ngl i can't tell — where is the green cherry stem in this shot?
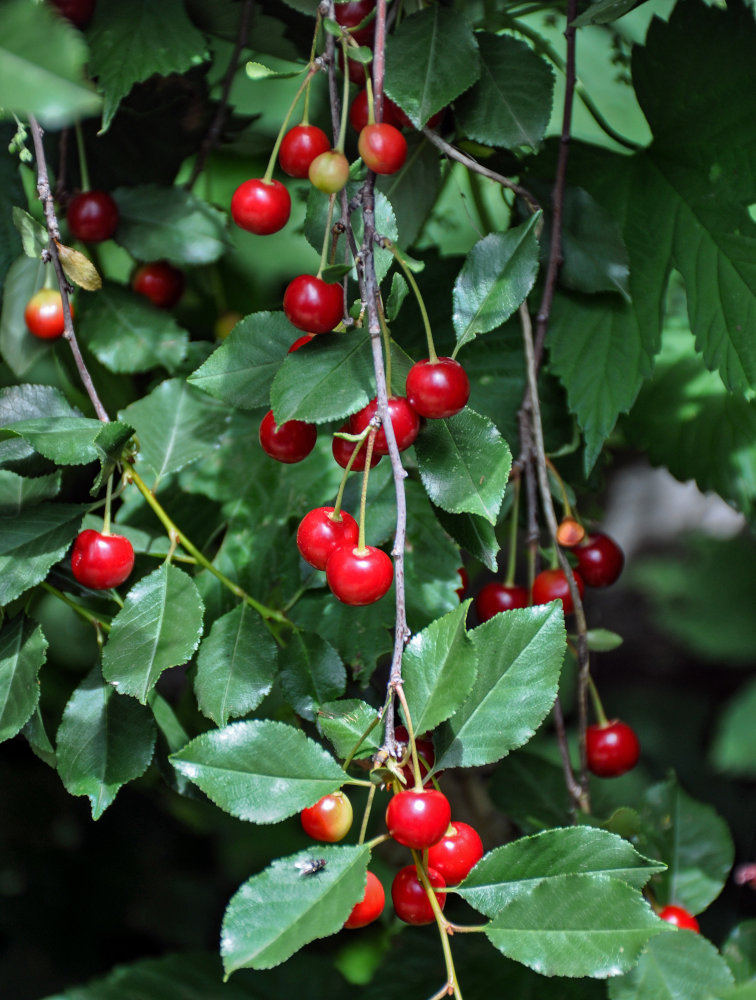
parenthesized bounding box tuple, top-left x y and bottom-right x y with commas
(504, 474, 521, 587)
(587, 674, 609, 727)
(383, 240, 437, 362)
(41, 581, 112, 632)
(365, 75, 376, 126)
(102, 474, 114, 535)
(335, 37, 351, 153)
(74, 121, 91, 192)
(395, 684, 423, 791)
(356, 429, 377, 551)
(411, 850, 464, 1000)
(263, 63, 319, 183)
(357, 785, 376, 845)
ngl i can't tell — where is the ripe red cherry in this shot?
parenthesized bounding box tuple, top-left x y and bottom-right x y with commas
(586, 719, 640, 778)
(358, 123, 407, 175)
(476, 582, 529, 622)
(385, 788, 451, 849)
(279, 124, 331, 178)
(658, 904, 700, 933)
(405, 357, 470, 419)
(575, 532, 625, 588)
(427, 821, 484, 885)
(308, 150, 350, 194)
(258, 410, 317, 463)
(50, 0, 95, 28)
(283, 275, 343, 334)
(334, 0, 375, 39)
(230, 178, 291, 235)
(132, 261, 184, 309)
(392, 865, 446, 925)
(24, 288, 70, 339)
(67, 190, 118, 243)
(296, 506, 359, 571)
(349, 89, 402, 133)
(300, 791, 353, 842)
(71, 530, 135, 589)
(532, 567, 584, 615)
(348, 397, 420, 455)
(326, 545, 393, 605)
(345, 871, 385, 929)
(332, 426, 382, 471)
(394, 724, 435, 784)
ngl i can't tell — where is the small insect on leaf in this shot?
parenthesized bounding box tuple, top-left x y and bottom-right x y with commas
(295, 858, 327, 876)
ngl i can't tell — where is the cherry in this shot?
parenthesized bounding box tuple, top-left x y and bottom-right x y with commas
(230, 178, 291, 235)
(586, 719, 640, 778)
(349, 89, 402, 133)
(71, 530, 135, 589)
(574, 532, 625, 588)
(532, 567, 584, 615)
(394, 725, 435, 784)
(391, 865, 446, 925)
(308, 150, 350, 194)
(49, 0, 95, 28)
(326, 545, 393, 605)
(66, 190, 118, 243)
(405, 357, 470, 419)
(658, 904, 700, 933)
(24, 288, 70, 340)
(334, 0, 375, 43)
(332, 426, 382, 471)
(288, 333, 315, 353)
(337, 46, 370, 85)
(475, 582, 529, 622)
(283, 275, 344, 334)
(279, 124, 331, 179)
(258, 410, 317, 464)
(348, 397, 420, 455)
(358, 123, 407, 175)
(132, 261, 184, 309)
(296, 506, 359, 571)
(427, 821, 484, 885)
(455, 566, 469, 600)
(300, 791, 353, 842)
(385, 788, 451, 849)
(345, 871, 385, 929)
(556, 517, 585, 548)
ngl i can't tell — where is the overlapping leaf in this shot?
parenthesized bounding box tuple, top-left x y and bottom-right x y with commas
(0, 616, 47, 743)
(317, 698, 382, 761)
(279, 632, 346, 723)
(608, 930, 735, 1000)
(0, 502, 85, 604)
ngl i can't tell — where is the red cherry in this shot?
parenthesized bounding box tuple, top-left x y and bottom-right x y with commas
(132, 261, 184, 309)
(385, 788, 451, 849)
(288, 333, 315, 353)
(349, 89, 402, 133)
(308, 149, 350, 194)
(348, 397, 420, 455)
(345, 870, 385, 929)
(332, 426, 382, 471)
(325, 545, 393, 606)
(586, 720, 640, 778)
(49, 0, 95, 28)
(455, 567, 469, 600)
(426, 822, 484, 885)
(300, 791, 353, 842)
(283, 275, 344, 334)
(358, 123, 407, 175)
(296, 506, 359, 571)
(258, 409, 317, 464)
(67, 190, 118, 243)
(574, 532, 625, 588)
(405, 357, 470, 419)
(24, 288, 70, 340)
(391, 865, 446, 925)
(230, 178, 291, 235)
(556, 517, 586, 548)
(71, 530, 135, 589)
(532, 567, 584, 615)
(475, 582, 529, 622)
(394, 725, 435, 784)
(658, 905, 700, 933)
(279, 125, 331, 178)
(333, 0, 375, 32)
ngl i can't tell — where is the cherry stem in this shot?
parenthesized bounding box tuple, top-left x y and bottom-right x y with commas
(342, 709, 381, 771)
(365, 831, 389, 851)
(263, 63, 320, 184)
(587, 674, 609, 727)
(335, 37, 351, 153)
(41, 581, 112, 632)
(411, 850, 464, 1000)
(383, 240, 437, 362)
(317, 193, 338, 278)
(394, 684, 423, 790)
(102, 474, 113, 535)
(74, 122, 91, 192)
(505, 474, 521, 587)
(546, 456, 575, 521)
(365, 76, 376, 126)
(356, 429, 377, 551)
(357, 784, 376, 845)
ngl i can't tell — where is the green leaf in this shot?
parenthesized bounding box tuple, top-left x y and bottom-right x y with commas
(0, 502, 85, 604)
(12, 207, 47, 260)
(1, 417, 133, 467)
(711, 677, 756, 778)
(170, 719, 346, 823)
(402, 603, 476, 735)
(0, 616, 47, 743)
(22, 705, 56, 768)
(608, 928, 735, 1000)
(0, 0, 100, 128)
(194, 604, 278, 728)
(455, 34, 554, 152)
(458, 827, 665, 916)
(120, 379, 230, 488)
(56, 667, 156, 819)
(102, 564, 205, 703)
(571, 0, 639, 26)
(585, 628, 623, 652)
(221, 844, 369, 973)
(376, 134, 443, 248)
(114, 185, 230, 265)
(452, 217, 541, 351)
(317, 698, 382, 761)
(490, 749, 573, 833)
(87, 0, 209, 131)
(485, 873, 670, 978)
(0, 129, 25, 298)
(0, 470, 61, 514)
(414, 408, 512, 524)
(384, 6, 480, 128)
(433, 603, 566, 770)
(723, 921, 756, 983)
(279, 632, 346, 723)
(433, 507, 500, 572)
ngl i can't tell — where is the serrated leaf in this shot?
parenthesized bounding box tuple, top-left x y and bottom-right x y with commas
(608, 928, 735, 1000)
(13, 207, 47, 259)
(490, 749, 572, 833)
(414, 408, 512, 523)
(0, 616, 47, 743)
(56, 242, 102, 291)
(0, 129, 25, 299)
(572, 0, 639, 26)
(194, 604, 278, 728)
(376, 134, 442, 248)
(711, 677, 756, 778)
(317, 698, 382, 760)
(0, 470, 61, 514)
(221, 845, 369, 973)
(22, 705, 56, 768)
(56, 667, 156, 819)
(433, 507, 500, 572)
(452, 217, 541, 351)
(1, 417, 133, 467)
(170, 719, 346, 823)
(279, 632, 346, 723)
(102, 563, 205, 703)
(433, 603, 566, 770)
(0, 502, 85, 604)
